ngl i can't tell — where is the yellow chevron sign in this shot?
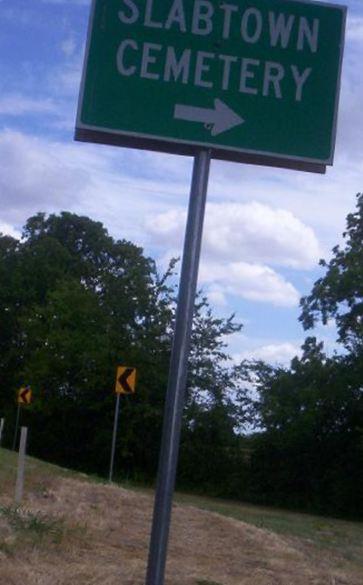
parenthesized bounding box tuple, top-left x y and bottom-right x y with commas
(18, 386, 32, 405)
(115, 367, 136, 395)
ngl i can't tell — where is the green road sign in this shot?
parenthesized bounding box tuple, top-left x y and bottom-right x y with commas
(75, 0, 346, 173)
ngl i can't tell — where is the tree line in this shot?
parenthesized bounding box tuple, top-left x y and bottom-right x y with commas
(0, 194, 362, 518)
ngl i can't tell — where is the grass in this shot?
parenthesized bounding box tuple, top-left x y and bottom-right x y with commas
(113, 475, 363, 565)
(195, 581, 224, 585)
(0, 444, 78, 476)
(0, 505, 65, 544)
(0, 447, 86, 556)
(0, 446, 362, 578)
(174, 491, 363, 564)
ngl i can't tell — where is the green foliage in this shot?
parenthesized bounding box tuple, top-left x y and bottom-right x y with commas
(242, 338, 363, 516)
(1, 199, 362, 518)
(0, 211, 246, 485)
(300, 193, 363, 353)
(235, 194, 363, 517)
(178, 404, 247, 496)
(0, 505, 65, 544)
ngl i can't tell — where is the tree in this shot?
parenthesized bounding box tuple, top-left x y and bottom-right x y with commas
(0, 234, 22, 400)
(237, 193, 363, 516)
(177, 294, 250, 493)
(242, 339, 363, 515)
(0, 212, 173, 473)
(0, 212, 248, 486)
(300, 193, 363, 353)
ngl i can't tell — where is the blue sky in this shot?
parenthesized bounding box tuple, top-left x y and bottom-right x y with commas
(0, 0, 362, 365)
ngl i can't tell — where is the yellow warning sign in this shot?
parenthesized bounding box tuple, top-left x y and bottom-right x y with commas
(115, 367, 136, 395)
(18, 386, 32, 405)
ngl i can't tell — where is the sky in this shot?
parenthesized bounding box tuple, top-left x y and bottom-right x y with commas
(0, 0, 362, 366)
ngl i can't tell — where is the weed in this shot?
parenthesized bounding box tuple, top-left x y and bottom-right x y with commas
(0, 505, 65, 544)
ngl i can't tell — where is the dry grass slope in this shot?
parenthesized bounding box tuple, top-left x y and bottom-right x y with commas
(0, 449, 362, 585)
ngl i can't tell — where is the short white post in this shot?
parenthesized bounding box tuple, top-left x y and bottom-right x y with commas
(0, 418, 4, 445)
(15, 427, 27, 505)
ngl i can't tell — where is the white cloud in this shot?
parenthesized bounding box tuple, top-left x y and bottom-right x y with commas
(206, 287, 228, 307)
(0, 94, 57, 116)
(46, 44, 85, 101)
(235, 342, 302, 365)
(50, 60, 83, 97)
(205, 157, 362, 263)
(146, 201, 319, 307)
(0, 129, 182, 245)
(40, 0, 90, 5)
(0, 222, 21, 239)
(0, 130, 301, 308)
(199, 261, 300, 307)
(347, 16, 363, 43)
(0, 129, 98, 223)
(61, 37, 77, 58)
(147, 202, 321, 269)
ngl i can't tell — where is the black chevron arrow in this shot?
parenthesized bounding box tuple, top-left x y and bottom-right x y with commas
(118, 368, 134, 393)
(20, 387, 31, 404)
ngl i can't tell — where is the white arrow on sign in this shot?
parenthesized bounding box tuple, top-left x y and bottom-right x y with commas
(174, 99, 244, 136)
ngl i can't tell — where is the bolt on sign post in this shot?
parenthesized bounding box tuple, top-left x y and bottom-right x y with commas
(75, 1, 346, 583)
(12, 386, 32, 451)
(109, 366, 137, 482)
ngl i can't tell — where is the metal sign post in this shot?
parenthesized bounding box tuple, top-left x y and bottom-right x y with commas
(15, 426, 28, 505)
(109, 393, 121, 483)
(0, 418, 4, 446)
(75, 2, 347, 584)
(109, 366, 137, 482)
(12, 404, 21, 451)
(146, 149, 211, 585)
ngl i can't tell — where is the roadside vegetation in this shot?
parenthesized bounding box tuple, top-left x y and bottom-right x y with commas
(0, 194, 362, 520)
(0, 447, 362, 585)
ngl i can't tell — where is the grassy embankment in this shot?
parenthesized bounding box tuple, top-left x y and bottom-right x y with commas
(0, 447, 362, 585)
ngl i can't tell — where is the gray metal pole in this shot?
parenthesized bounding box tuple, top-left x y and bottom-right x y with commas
(15, 426, 28, 504)
(145, 149, 211, 585)
(0, 418, 4, 446)
(12, 405, 20, 451)
(109, 392, 121, 482)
